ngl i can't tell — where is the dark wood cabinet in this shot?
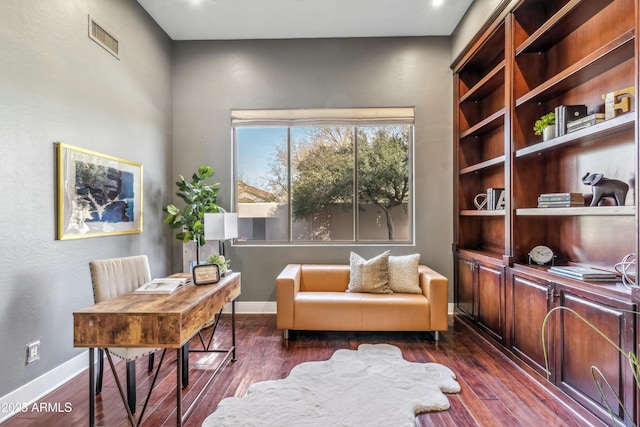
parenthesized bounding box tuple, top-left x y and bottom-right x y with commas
(554, 287, 636, 425)
(453, 0, 639, 424)
(456, 250, 505, 344)
(509, 267, 636, 425)
(508, 268, 554, 378)
(455, 253, 475, 318)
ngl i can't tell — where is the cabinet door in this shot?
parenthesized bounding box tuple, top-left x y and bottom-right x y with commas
(555, 289, 636, 426)
(476, 262, 505, 343)
(456, 255, 475, 318)
(509, 271, 554, 379)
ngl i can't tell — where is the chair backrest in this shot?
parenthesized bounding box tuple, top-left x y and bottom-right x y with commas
(89, 255, 151, 303)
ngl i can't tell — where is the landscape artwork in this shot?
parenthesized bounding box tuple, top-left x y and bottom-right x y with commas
(56, 142, 142, 239)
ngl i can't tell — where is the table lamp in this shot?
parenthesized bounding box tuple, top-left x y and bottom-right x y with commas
(204, 212, 238, 257)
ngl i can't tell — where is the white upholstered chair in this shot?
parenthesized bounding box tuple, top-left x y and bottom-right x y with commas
(89, 255, 160, 414)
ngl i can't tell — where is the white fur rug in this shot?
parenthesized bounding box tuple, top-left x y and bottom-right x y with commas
(202, 343, 461, 427)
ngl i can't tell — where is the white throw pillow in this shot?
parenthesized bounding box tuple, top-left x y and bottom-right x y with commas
(347, 251, 392, 294)
(388, 254, 421, 294)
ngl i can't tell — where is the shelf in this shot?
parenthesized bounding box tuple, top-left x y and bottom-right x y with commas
(515, 0, 613, 55)
(515, 113, 635, 158)
(457, 248, 505, 262)
(459, 108, 505, 139)
(516, 206, 635, 216)
(459, 61, 505, 104)
(460, 209, 506, 217)
(459, 155, 505, 175)
(515, 30, 635, 107)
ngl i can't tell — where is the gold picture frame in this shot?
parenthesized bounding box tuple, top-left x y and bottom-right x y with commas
(56, 142, 143, 240)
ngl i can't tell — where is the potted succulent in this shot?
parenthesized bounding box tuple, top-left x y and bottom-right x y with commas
(206, 253, 231, 275)
(533, 112, 556, 141)
(163, 166, 221, 264)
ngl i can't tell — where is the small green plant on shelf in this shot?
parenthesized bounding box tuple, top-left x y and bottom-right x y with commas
(533, 112, 555, 135)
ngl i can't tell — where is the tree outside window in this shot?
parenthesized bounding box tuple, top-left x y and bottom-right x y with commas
(235, 122, 412, 243)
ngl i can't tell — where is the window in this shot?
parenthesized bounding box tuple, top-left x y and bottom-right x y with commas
(233, 108, 414, 244)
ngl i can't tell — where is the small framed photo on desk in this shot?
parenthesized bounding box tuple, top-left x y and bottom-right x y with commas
(192, 264, 220, 286)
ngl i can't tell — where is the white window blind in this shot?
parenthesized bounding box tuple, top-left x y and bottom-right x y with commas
(231, 107, 415, 127)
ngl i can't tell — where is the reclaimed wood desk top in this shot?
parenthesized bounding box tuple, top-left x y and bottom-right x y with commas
(73, 272, 240, 349)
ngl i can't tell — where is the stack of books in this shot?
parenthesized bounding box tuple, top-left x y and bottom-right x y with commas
(487, 187, 505, 210)
(538, 193, 585, 208)
(554, 105, 588, 136)
(548, 266, 618, 282)
(567, 113, 606, 133)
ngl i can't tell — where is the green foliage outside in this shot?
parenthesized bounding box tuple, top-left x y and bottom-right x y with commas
(268, 126, 409, 240)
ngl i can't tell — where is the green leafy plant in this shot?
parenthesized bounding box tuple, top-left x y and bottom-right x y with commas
(163, 166, 221, 263)
(533, 112, 556, 135)
(206, 253, 230, 271)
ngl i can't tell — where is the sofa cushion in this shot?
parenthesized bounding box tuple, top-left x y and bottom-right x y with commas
(347, 251, 392, 294)
(388, 254, 421, 294)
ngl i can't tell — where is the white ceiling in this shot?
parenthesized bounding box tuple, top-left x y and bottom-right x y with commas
(136, 0, 474, 40)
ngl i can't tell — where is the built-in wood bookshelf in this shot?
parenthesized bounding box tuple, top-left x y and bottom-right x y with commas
(452, 0, 638, 424)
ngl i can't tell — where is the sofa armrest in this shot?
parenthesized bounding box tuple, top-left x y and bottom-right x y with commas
(276, 264, 302, 330)
(418, 265, 448, 331)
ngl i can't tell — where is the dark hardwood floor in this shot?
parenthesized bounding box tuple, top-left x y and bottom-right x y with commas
(3, 314, 606, 426)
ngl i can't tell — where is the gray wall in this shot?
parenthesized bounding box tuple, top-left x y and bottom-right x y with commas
(172, 37, 454, 302)
(451, 0, 507, 62)
(0, 0, 498, 403)
(0, 0, 173, 397)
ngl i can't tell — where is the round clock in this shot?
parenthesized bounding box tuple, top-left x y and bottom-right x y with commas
(528, 245, 554, 265)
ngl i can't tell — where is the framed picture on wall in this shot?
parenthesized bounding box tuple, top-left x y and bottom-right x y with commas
(56, 142, 143, 240)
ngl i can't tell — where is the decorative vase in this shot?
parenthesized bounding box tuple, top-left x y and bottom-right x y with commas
(542, 126, 556, 141)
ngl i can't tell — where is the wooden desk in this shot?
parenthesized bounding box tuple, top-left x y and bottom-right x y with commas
(74, 272, 241, 426)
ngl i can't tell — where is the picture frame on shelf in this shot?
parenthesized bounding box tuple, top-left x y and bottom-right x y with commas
(56, 142, 142, 240)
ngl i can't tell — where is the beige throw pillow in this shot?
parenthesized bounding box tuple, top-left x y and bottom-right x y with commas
(347, 251, 392, 294)
(388, 254, 421, 294)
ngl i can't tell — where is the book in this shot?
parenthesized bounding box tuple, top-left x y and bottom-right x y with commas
(555, 105, 588, 136)
(538, 193, 584, 207)
(538, 192, 584, 201)
(538, 202, 585, 208)
(566, 113, 606, 133)
(538, 193, 584, 208)
(135, 277, 190, 294)
(548, 266, 618, 281)
(486, 188, 505, 210)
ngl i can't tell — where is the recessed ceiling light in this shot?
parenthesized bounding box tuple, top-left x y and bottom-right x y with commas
(433, 0, 444, 6)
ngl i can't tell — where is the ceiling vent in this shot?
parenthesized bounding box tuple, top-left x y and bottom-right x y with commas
(88, 16, 119, 59)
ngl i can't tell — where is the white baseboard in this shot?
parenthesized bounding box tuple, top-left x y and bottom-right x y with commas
(222, 301, 277, 314)
(0, 300, 454, 422)
(0, 352, 89, 424)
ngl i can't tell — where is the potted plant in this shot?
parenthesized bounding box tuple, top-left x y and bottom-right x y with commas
(206, 253, 231, 275)
(533, 112, 556, 141)
(163, 165, 221, 264)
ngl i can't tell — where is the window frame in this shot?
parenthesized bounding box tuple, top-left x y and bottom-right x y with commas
(232, 108, 415, 246)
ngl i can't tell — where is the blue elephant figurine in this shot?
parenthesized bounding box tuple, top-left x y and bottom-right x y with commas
(581, 172, 629, 206)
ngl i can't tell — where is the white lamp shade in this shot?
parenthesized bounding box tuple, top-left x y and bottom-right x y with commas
(204, 213, 238, 240)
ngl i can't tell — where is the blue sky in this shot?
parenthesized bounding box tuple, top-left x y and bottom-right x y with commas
(236, 127, 309, 190)
(236, 127, 286, 190)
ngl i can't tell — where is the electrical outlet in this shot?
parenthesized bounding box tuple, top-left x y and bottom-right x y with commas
(26, 340, 40, 364)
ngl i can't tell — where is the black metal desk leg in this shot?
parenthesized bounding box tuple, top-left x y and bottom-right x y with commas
(89, 348, 95, 427)
(232, 300, 236, 361)
(176, 348, 183, 427)
(181, 343, 189, 388)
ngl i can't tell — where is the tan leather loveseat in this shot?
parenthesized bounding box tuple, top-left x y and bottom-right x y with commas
(276, 264, 448, 339)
